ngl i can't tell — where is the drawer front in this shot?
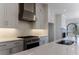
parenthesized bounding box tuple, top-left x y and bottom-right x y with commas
(12, 40, 23, 46)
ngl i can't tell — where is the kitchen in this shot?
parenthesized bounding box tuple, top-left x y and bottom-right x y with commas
(1, 3, 79, 55)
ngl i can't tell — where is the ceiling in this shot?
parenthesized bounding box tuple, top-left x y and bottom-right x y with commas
(48, 3, 79, 20)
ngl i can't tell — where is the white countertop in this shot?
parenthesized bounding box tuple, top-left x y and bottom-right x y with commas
(0, 38, 22, 43)
(15, 38, 79, 55)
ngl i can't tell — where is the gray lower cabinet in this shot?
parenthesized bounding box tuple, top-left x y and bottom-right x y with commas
(0, 49, 10, 55)
(40, 36, 48, 45)
(0, 39, 23, 55)
(11, 45, 23, 54)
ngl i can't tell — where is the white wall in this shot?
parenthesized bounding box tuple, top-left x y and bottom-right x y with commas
(66, 18, 79, 26)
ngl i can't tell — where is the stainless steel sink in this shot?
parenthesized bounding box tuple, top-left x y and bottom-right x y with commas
(57, 40, 74, 45)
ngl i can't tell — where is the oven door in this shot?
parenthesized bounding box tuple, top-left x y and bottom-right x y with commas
(24, 41, 39, 50)
(27, 42, 39, 49)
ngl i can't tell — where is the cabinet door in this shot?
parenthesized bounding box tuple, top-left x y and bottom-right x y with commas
(11, 45, 23, 54)
(10, 40, 23, 54)
(11, 47, 19, 54)
(40, 36, 48, 45)
(33, 4, 48, 29)
(4, 4, 18, 28)
(0, 49, 10, 55)
(0, 4, 6, 28)
(0, 4, 18, 28)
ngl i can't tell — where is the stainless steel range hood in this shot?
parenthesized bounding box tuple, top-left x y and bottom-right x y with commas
(19, 3, 36, 22)
(23, 10, 36, 22)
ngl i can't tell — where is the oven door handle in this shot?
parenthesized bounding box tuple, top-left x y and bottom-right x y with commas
(26, 41, 39, 45)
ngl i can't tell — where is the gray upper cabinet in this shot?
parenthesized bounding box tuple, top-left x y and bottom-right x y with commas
(5, 4, 18, 28)
(0, 4, 18, 28)
(33, 4, 48, 29)
(0, 4, 6, 28)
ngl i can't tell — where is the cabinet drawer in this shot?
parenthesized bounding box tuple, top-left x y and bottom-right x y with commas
(12, 40, 23, 46)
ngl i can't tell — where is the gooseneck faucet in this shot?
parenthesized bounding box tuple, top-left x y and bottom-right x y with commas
(67, 23, 77, 44)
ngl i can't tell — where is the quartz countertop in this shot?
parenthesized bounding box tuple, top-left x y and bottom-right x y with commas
(0, 38, 22, 43)
(15, 38, 79, 55)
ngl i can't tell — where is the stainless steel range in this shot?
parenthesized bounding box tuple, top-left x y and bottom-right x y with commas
(18, 36, 40, 50)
